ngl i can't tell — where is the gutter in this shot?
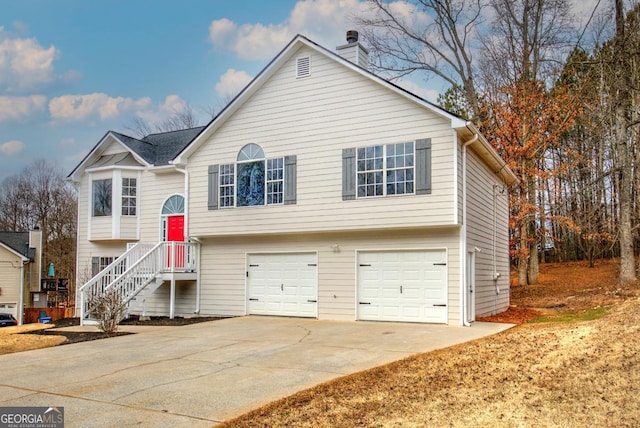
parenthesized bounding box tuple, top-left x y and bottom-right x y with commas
(171, 162, 201, 315)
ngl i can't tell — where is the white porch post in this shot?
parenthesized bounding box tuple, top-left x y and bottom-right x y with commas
(170, 278, 176, 319)
(170, 241, 176, 319)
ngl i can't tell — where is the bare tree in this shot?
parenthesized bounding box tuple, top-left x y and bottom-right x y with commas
(356, 0, 486, 121)
(126, 103, 210, 138)
(0, 160, 78, 289)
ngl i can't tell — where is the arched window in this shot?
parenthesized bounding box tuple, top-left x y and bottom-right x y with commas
(237, 143, 265, 161)
(162, 195, 184, 214)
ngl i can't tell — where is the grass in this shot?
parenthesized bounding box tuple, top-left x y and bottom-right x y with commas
(529, 305, 610, 323)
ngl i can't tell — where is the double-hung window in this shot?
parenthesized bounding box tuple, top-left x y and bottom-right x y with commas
(356, 142, 414, 198)
(91, 256, 114, 276)
(121, 177, 137, 216)
(219, 164, 235, 208)
(266, 158, 284, 204)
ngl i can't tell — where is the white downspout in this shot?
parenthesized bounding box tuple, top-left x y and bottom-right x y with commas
(18, 261, 26, 325)
(172, 163, 201, 315)
(461, 132, 479, 327)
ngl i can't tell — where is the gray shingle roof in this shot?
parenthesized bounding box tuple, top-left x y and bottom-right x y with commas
(111, 126, 205, 166)
(0, 232, 33, 260)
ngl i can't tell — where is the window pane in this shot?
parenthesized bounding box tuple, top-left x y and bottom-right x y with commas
(92, 179, 112, 217)
(122, 177, 137, 216)
(219, 163, 235, 208)
(266, 158, 284, 205)
(237, 161, 265, 206)
(387, 156, 395, 168)
(385, 142, 415, 196)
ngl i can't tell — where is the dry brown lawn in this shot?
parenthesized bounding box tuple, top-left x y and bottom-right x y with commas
(0, 323, 66, 355)
(221, 259, 640, 427)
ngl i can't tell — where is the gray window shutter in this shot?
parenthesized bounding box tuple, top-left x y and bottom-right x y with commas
(415, 138, 432, 195)
(342, 148, 356, 200)
(284, 155, 297, 205)
(208, 165, 219, 210)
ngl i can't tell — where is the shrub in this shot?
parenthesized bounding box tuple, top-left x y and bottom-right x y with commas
(87, 288, 126, 335)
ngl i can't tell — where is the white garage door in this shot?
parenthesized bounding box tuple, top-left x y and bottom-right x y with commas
(0, 303, 18, 319)
(358, 250, 448, 323)
(247, 253, 317, 318)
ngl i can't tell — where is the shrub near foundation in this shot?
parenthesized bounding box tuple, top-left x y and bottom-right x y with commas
(87, 289, 127, 335)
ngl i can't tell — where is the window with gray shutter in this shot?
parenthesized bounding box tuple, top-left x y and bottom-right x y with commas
(208, 165, 219, 210)
(284, 155, 297, 204)
(415, 138, 432, 195)
(343, 138, 430, 199)
(342, 148, 356, 200)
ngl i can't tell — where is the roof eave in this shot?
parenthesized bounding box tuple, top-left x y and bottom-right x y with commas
(67, 132, 151, 182)
(459, 122, 519, 186)
(0, 242, 29, 262)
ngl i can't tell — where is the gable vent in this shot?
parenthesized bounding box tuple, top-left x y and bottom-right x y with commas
(296, 56, 311, 78)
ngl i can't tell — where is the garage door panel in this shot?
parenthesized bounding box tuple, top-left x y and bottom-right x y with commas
(358, 250, 447, 324)
(248, 253, 317, 318)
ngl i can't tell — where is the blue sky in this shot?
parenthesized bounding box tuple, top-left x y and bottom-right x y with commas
(0, 0, 598, 183)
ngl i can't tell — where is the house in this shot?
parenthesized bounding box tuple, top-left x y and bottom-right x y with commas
(0, 229, 43, 324)
(69, 32, 517, 326)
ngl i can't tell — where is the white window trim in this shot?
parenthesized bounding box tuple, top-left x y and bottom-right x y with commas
(219, 157, 285, 208)
(356, 143, 416, 199)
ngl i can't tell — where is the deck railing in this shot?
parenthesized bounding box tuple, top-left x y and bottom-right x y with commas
(79, 242, 199, 324)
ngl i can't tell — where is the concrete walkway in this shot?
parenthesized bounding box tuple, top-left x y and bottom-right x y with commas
(0, 317, 512, 427)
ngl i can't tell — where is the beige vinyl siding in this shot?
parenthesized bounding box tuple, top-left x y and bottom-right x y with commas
(197, 228, 461, 324)
(101, 140, 128, 156)
(128, 281, 198, 317)
(138, 171, 184, 242)
(187, 45, 457, 237)
(0, 246, 22, 304)
(120, 217, 138, 240)
(465, 148, 510, 316)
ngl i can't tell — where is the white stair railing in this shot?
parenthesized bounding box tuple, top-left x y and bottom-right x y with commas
(79, 242, 199, 325)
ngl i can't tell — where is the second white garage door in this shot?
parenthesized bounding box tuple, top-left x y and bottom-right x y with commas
(357, 250, 448, 324)
(247, 253, 318, 318)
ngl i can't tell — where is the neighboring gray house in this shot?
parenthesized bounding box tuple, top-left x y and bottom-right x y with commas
(0, 229, 43, 324)
(70, 33, 517, 326)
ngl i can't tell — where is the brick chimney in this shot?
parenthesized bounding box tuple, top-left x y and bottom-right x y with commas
(28, 227, 43, 292)
(336, 30, 369, 69)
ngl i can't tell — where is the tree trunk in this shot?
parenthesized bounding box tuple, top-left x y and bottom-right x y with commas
(615, 0, 636, 284)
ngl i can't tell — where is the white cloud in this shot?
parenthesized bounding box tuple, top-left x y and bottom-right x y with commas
(59, 137, 75, 147)
(0, 95, 46, 122)
(208, 0, 373, 61)
(0, 27, 76, 93)
(49, 93, 152, 121)
(0, 140, 25, 155)
(215, 69, 253, 100)
(134, 94, 191, 124)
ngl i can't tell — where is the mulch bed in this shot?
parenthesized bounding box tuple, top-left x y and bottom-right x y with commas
(22, 315, 224, 346)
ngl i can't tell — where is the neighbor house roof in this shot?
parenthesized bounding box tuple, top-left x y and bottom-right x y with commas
(68, 126, 205, 181)
(0, 232, 33, 261)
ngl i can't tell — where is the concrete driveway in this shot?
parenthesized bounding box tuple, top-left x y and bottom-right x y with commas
(0, 317, 512, 427)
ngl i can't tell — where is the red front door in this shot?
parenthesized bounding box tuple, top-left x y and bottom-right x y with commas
(166, 215, 185, 269)
(167, 215, 184, 242)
